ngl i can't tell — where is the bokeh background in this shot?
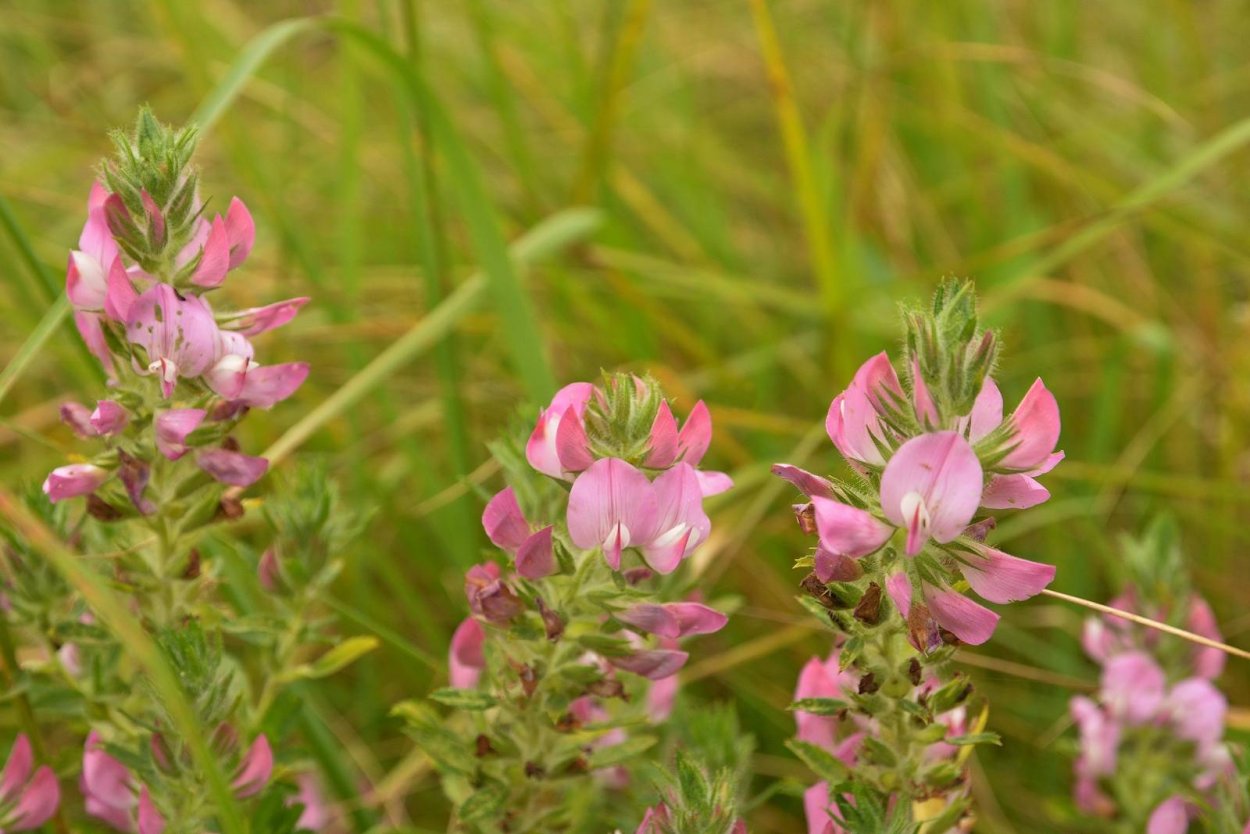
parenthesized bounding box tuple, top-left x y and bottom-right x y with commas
(3, 1, 1250, 830)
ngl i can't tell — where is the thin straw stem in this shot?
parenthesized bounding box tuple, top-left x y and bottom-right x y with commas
(1041, 588, 1250, 662)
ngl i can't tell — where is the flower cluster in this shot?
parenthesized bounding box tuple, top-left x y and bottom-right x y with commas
(773, 282, 1061, 831)
(46, 112, 308, 509)
(407, 373, 735, 832)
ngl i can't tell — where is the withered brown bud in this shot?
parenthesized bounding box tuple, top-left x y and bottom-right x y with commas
(853, 582, 882, 625)
(586, 679, 627, 700)
(793, 502, 817, 535)
(907, 658, 922, 686)
(622, 567, 654, 586)
(221, 436, 241, 453)
(858, 672, 879, 695)
(962, 517, 996, 542)
(475, 735, 495, 757)
(524, 761, 545, 779)
(216, 496, 245, 521)
(518, 664, 538, 698)
(536, 597, 565, 642)
(800, 572, 841, 609)
(555, 713, 579, 732)
(87, 495, 123, 521)
(182, 549, 202, 580)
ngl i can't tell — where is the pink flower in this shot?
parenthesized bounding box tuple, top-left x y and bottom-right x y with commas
(42, 464, 108, 503)
(154, 409, 206, 461)
(126, 284, 220, 397)
(197, 449, 269, 488)
(1101, 652, 1166, 725)
(1070, 697, 1120, 780)
(82, 732, 143, 832)
(953, 545, 1055, 604)
(635, 803, 671, 834)
(646, 671, 679, 722)
(218, 297, 308, 338)
(809, 496, 892, 561)
(793, 653, 856, 751)
(449, 618, 486, 689)
(825, 353, 904, 467)
(886, 573, 1000, 647)
(609, 648, 689, 680)
(231, 735, 273, 798)
(641, 399, 715, 468)
(204, 331, 309, 409)
(66, 184, 123, 314)
(1146, 796, 1190, 834)
(464, 563, 523, 624)
(481, 487, 555, 579)
(290, 773, 329, 830)
(567, 459, 709, 573)
(0, 735, 60, 831)
(526, 383, 595, 479)
(879, 431, 982, 556)
(616, 602, 727, 639)
(74, 312, 115, 375)
(90, 401, 129, 436)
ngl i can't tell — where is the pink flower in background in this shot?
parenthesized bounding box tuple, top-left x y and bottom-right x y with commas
(1146, 796, 1190, 834)
(197, 449, 269, 488)
(448, 618, 486, 690)
(481, 487, 555, 579)
(0, 735, 60, 832)
(290, 773, 330, 830)
(230, 735, 273, 798)
(82, 731, 156, 833)
(1082, 591, 1226, 681)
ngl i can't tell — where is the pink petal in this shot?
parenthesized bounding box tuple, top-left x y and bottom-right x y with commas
(1146, 796, 1189, 834)
(224, 197, 255, 269)
(1101, 651, 1165, 724)
(155, 409, 206, 461)
(227, 297, 309, 337)
(981, 474, 1050, 509)
(9, 766, 59, 831)
(127, 284, 220, 392)
(826, 387, 886, 466)
(42, 464, 108, 503)
(966, 377, 1003, 442)
(810, 496, 892, 558)
(82, 732, 134, 810)
(232, 736, 273, 798)
(617, 604, 680, 638)
(642, 463, 708, 573)
(1, 735, 32, 802)
(138, 786, 166, 834)
(197, 449, 269, 487)
(66, 251, 109, 310)
(911, 357, 939, 426)
(449, 618, 486, 689)
(813, 547, 862, 582)
(90, 400, 129, 436)
(794, 654, 846, 749)
(525, 382, 594, 479)
(205, 354, 251, 401)
(803, 782, 834, 834)
(695, 470, 733, 496)
(555, 405, 594, 472)
(851, 352, 904, 411)
(646, 674, 679, 722)
(74, 312, 114, 373)
(1187, 597, 1226, 680)
(771, 464, 836, 499)
(1070, 696, 1119, 776)
(667, 602, 728, 636)
(1001, 379, 1061, 471)
(885, 572, 912, 617)
(923, 584, 999, 645)
(880, 431, 983, 552)
(481, 487, 529, 551)
(957, 546, 1055, 603)
(293, 773, 329, 830)
(676, 400, 712, 465)
(236, 362, 310, 408)
(567, 459, 659, 569)
(139, 190, 165, 247)
(191, 216, 231, 287)
(1166, 678, 1226, 745)
(643, 401, 679, 468)
(611, 649, 688, 680)
(258, 548, 281, 593)
(104, 258, 137, 322)
(61, 402, 97, 438)
(515, 526, 555, 579)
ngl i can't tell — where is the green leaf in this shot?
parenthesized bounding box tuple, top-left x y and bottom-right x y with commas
(428, 687, 497, 711)
(284, 636, 379, 681)
(575, 633, 634, 657)
(587, 734, 656, 769)
(458, 781, 509, 824)
(789, 697, 849, 715)
(945, 732, 1002, 747)
(785, 739, 849, 785)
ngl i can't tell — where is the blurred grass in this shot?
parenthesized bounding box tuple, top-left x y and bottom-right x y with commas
(3, 0, 1250, 830)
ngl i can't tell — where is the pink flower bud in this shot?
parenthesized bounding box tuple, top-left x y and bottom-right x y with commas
(191, 216, 231, 288)
(526, 383, 594, 479)
(154, 409, 207, 460)
(231, 735, 273, 798)
(42, 464, 108, 503)
(0, 735, 60, 831)
(90, 400, 129, 436)
(224, 197, 255, 270)
(197, 448, 269, 488)
(223, 297, 308, 337)
(449, 618, 486, 689)
(60, 402, 97, 438)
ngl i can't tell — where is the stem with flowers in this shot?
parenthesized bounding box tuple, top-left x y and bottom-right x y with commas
(399, 372, 746, 834)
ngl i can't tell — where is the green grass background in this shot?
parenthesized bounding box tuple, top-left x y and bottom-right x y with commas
(2, 0, 1249, 830)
